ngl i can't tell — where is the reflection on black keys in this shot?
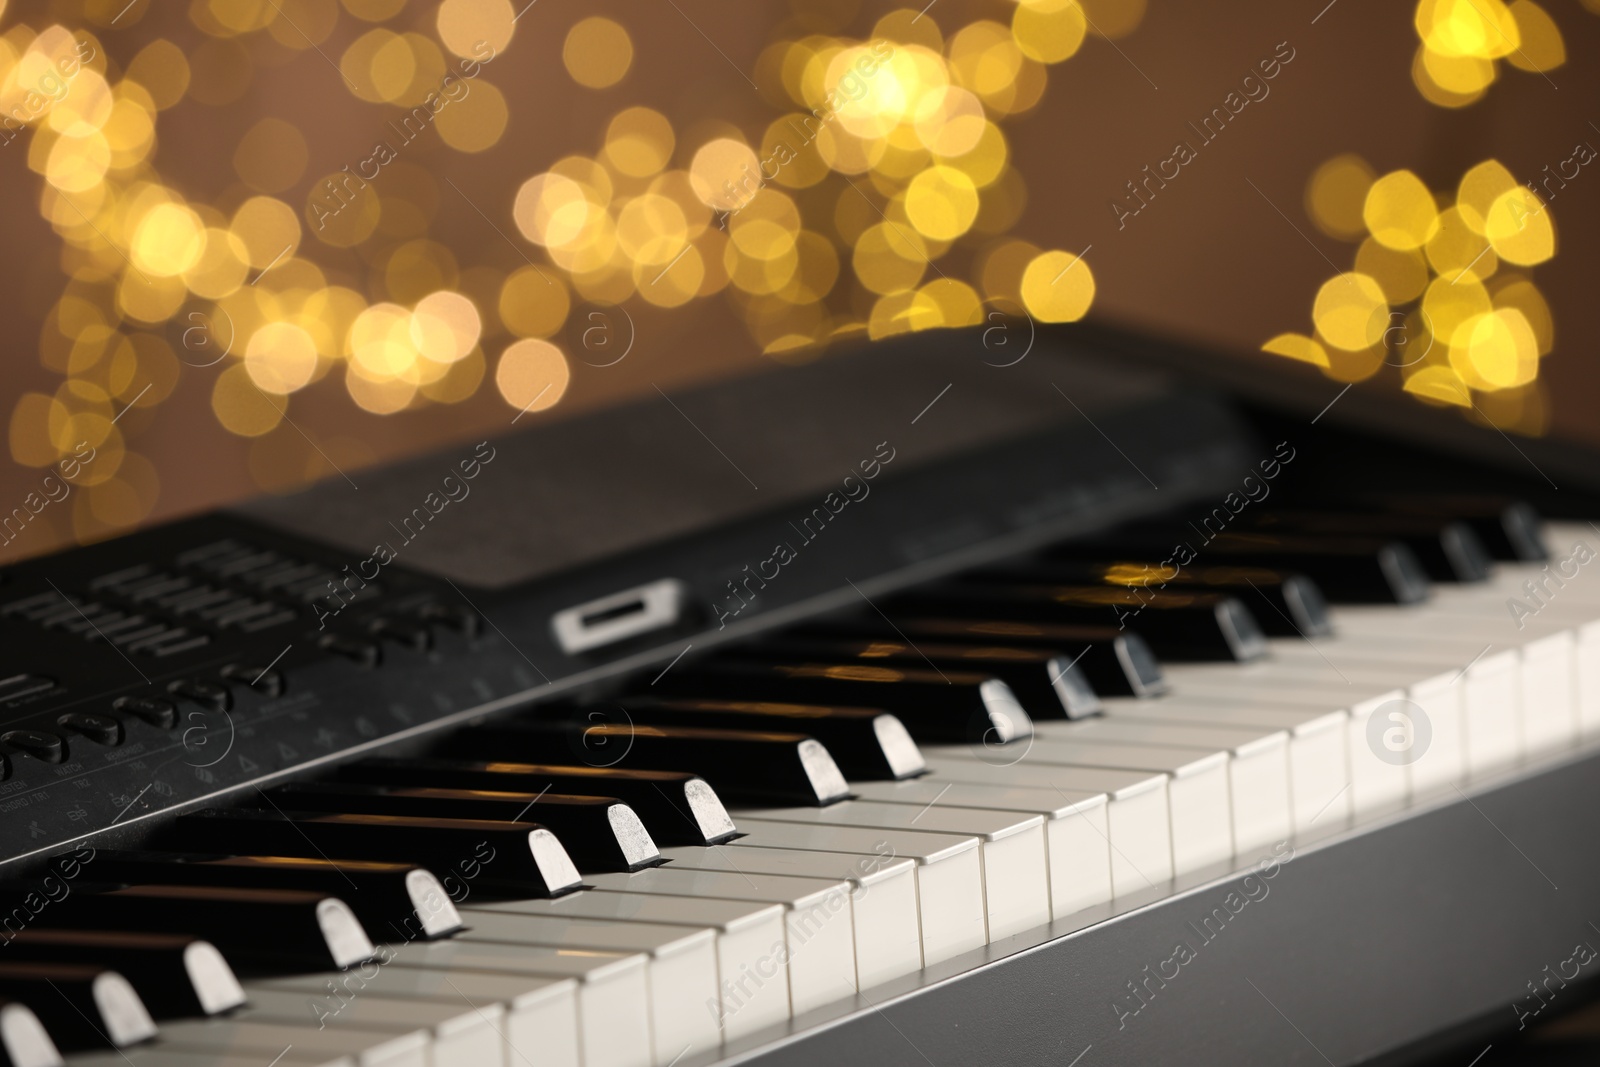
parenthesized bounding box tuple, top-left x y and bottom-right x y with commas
(892, 582, 1267, 662)
(0, 998, 61, 1067)
(264, 784, 663, 873)
(1147, 531, 1432, 605)
(605, 697, 926, 778)
(340, 759, 737, 845)
(725, 637, 1100, 719)
(166, 810, 583, 899)
(1008, 558, 1333, 638)
(34, 884, 374, 971)
(657, 659, 1032, 745)
(0, 964, 154, 1050)
(0, 930, 244, 1017)
(88, 851, 461, 941)
(791, 615, 1167, 698)
(442, 720, 851, 807)
(1246, 512, 1491, 582)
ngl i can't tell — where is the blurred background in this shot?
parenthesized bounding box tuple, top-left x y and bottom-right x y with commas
(0, 0, 1594, 562)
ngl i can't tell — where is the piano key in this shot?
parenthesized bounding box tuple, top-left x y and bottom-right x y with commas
(86, 851, 463, 942)
(340, 758, 737, 845)
(1096, 695, 1350, 833)
(729, 820, 986, 966)
(581, 868, 857, 1016)
(890, 582, 1268, 662)
(720, 638, 1101, 719)
(790, 616, 1166, 699)
(145, 1017, 428, 1067)
(166, 810, 584, 898)
(822, 779, 1114, 920)
(915, 759, 1174, 893)
(733, 802, 1048, 941)
(597, 697, 925, 780)
(656, 845, 923, 989)
(1247, 512, 1492, 582)
(932, 740, 1234, 874)
(257, 969, 579, 1067)
(1033, 718, 1293, 854)
(655, 661, 1033, 744)
(36, 885, 375, 971)
(221, 989, 505, 1067)
(467, 892, 792, 1039)
(0, 1000, 59, 1067)
(384, 940, 651, 1067)
(261, 784, 663, 873)
(0, 930, 244, 1018)
(987, 558, 1334, 638)
(441, 722, 851, 806)
(1355, 494, 1548, 561)
(68, 1051, 352, 1067)
(447, 911, 721, 1060)
(1155, 530, 1433, 604)
(0, 963, 155, 1050)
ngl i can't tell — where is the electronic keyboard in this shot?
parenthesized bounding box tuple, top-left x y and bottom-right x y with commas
(1, 327, 1598, 1067)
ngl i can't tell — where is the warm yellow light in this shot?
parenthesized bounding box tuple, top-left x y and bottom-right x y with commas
(496, 338, 570, 412)
(563, 17, 632, 89)
(131, 202, 206, 277)
(1364, 170, 1439, 249)
(1020, 249, 1095, 323)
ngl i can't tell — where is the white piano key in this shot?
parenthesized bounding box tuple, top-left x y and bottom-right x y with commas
(257, 970, 579, 1067)
(467, 894, 790, 1041)
(849, 778, 1114, 920)
(68, 1052, 353, 1067)
(227, 990, 504, 1067)
(150, 1018, 428, 1067)
(918, 758, 1174, 893)
(729, 820, 987, 966)
(1034, 718, 1293, 854)
(1100, 696, 1349, 833)
(584, 867, 857, 1016)
(386, 940, 650, 1067)
(735, 802, 1049, 942)
(452, 912, 720, 1064)
(935, 741, 1232, 874)
(656, 845, 923, 989)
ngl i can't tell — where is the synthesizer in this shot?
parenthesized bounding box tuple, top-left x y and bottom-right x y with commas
(0, 330, 1596, 1067)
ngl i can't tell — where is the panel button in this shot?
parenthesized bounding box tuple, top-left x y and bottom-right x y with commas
(220, 662, 286, 698)
(369, 617, 432, 651)
(167, 678, 233, 712)
(2, 730, 66, 763)
(320, 633, 382, 667)
(0, 674, 56, 702)
(417, 602, 481, 638)
(57, 713, 123, 746)
(113, 695, 177, 729)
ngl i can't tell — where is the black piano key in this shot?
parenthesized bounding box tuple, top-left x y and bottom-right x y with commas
(22, 884, 374, 972)
(890, 582, 1267, 662)
(0, 964, 154, 1051)
(0, 930, 244, 1018)
(163, 810, 583, 899)
(1356, 494, 1548, 561)
(1246, 512, 1492, 582)
(998, 558, 1333, 638)
(440, 721, 852, 807)
(790, 615, 1167, 698)
(655, 659, 1033, 744)
(722, 637, 1101, 719)
(86, 851, 462, 941)
(0, 997, 61, 1067)
(596, 697, 927, 779)
(1098, 526, 1433, 604)
(260, 784, 663, 873)
(338, 759, 737, 846)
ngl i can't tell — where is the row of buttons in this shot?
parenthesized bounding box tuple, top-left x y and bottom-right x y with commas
(0, 603, 479, 772)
